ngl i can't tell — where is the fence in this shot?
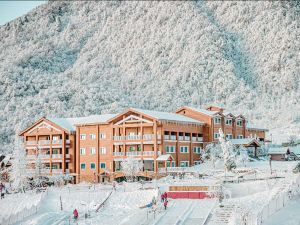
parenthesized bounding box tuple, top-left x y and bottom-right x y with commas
(234, 174, 300, 225)
(0, 190, 47, 225)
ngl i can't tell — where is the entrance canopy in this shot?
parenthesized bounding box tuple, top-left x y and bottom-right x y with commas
(156, 154, 174, 161)
(230, 138, 261, 147)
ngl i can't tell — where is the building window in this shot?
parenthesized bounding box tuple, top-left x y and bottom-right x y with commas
(226, 119, 232, 125)
(193, 147, 201, 154)
(90, 147, 96, 155)
(180, 146, 189, 153)
(214, 133, 220, 139)
(80, 163, 86, 170)
(166, 146, 175, 153)
(80, 134, 86, 140)
(100, 163, 106, 169)
(167, 161, 176, 167)
(100, 133, 106, 139)
(100, 147, 106, 154)
(80, 148, 86, 155)
(90, 134, 96, 140)
(237, 120, 243, 127)
(137, 146, 142, 151)
(226, 134, 233, 139)
(129, 146, 135, 151)
(237, 135, 244, 139)
(180, 161, 189, 167)
(214, 117, 221, 124)
(90, 163, 96, 170)
(194, 161, 201, 165)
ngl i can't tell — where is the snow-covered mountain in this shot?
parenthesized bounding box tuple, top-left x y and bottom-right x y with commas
(0, 1, 299, 152)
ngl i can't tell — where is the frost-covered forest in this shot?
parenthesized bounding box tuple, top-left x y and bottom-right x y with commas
(0, 1, 300, 152)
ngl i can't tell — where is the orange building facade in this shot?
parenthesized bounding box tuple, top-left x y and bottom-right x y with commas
(19, 106, 268, 183)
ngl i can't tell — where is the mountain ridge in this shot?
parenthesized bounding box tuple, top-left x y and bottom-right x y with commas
(0, 1, 299, 151)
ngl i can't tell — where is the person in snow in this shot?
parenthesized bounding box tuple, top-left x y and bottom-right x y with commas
(73, 208, 78, 220)
(112, 181, 116, 191)
(163, 192, 168, 202)
(0, 183, 5, 199)
(152, 196, 156, 205)
(161, 193, 165, 202)
(164, 200, 168, 210)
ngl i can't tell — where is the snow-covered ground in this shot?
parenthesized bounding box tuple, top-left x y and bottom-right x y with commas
(1, 161, 299, 225)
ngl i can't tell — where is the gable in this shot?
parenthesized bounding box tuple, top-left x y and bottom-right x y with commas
(114, 114, 154, 125)
(19, 118, 67, 136)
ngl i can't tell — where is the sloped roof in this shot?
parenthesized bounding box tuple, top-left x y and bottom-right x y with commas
(230, 138, 260, 146)
(156, 154, 174, 161)
(246, 123, 268, 131)
(269, 145, 300, 155)
(47, 114, 117, 132)
(130, 108, 204, 124)
(180, 106, 220, 117)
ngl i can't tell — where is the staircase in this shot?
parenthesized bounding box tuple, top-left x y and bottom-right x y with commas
(206, 203, 236, 225)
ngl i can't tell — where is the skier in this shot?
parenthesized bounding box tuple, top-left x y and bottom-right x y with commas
(164, 200, 168, 210)
(164, 192, 168, 202)
(73, 208, 78, 220)
(112, 181, 116, 191)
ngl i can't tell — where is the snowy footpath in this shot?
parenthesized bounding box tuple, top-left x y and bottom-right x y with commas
(148, 199, 215, 225)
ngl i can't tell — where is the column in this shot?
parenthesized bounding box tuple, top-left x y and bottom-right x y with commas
(154, 122, 157, 175)
(62, 132, 66, 172)
(76, 127, 80, 183)
(50, 134, 52, 173)
(189, 132, 192, 166)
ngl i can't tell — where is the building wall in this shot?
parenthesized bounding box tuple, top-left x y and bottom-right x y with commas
(20, 119, 76, 176)
(246, 129, 266, 140)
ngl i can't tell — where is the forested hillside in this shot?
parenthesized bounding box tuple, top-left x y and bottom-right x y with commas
(0, 1, 299, 151)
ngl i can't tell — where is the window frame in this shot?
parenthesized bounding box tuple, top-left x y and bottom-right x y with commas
(80, 148, 86, 155)
(193, 146, 201, 154)
(100, 147, 106, 154)
(180, 161, 189, 167)
(80, 163, 86, 170)
(90, 134, 96, 140)
(90, 147, 96, 155)
(225, 118, 232, 126)
(214, 133, 220, 139)
(180, 146, 189, 153)
(80, 134, 86, 140)
(214, 117, 221, 124)
(100, 162, 106, 169)
(100, 133, 106, 140)
(90, 162, 96, 170)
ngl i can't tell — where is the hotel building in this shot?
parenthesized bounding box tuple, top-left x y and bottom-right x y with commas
(19, 106, 268, 182)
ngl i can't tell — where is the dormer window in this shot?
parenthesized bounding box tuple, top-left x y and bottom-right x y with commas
(237, 120, 243, 127)
(214, 117, 221, 124)
(225, 118, 232, 126)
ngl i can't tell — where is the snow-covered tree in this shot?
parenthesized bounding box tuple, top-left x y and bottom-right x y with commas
(236, 146, 249, 167)
(218, 129, 236, 172)
(121, 157, 143, 182)
(204, 143, 222, 169)
(10, 136, 29, 192)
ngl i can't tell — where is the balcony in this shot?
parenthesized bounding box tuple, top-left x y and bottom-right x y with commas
(52, 169, 62, 174)
(66, 139, 71, 144)
(143, 151, 155, 156)
(113, 152, 125, 156)
(66, 154, 70, 158)
(192, 137, 203, 142)
(184, 136, 191, 141)
(164, 135, 176, 141)
(52, 140, 62, 144)
(52, 154, 62, 158)
(126, 151, 142, 156)
(38, 140, 51, 145)
(113, 136, 126, 141)
(178, 136, 184, 141)
(143, 134, 155, 140)
(126, 135, 141, 140)
(26, 141, 37, 145)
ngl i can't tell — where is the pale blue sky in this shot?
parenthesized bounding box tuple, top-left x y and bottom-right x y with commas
(0, 1, 46, 25)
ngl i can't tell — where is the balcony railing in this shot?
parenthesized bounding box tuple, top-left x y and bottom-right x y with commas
(52, 169, 62, 174)
(113, 152, 125, 156)
(143, 151, 154, 156)
(38, 140, 51, 145)
(184, 136, 191, 141)
(26, 141, 37, 145)
(52, 154, 62, 158)
(26, 155, 36, 160)
(192, 137, 203, 142)
(143, 134, 155, 140)
(126, 151, 142, 156)
(178, 136, 184, 141)
(52, 140, 62, 144)
(66, 154, 70, 158)
(66, 139, 71, 144)
(126, 135, 141, 140)
(113, 136, 126, 141)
